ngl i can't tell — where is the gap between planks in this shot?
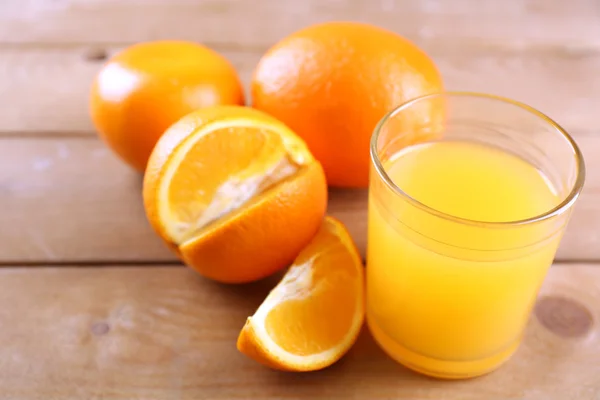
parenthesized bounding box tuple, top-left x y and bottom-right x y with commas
(0, 261, 596, 269)
(0, 260, 185, 268)
(0, 41, 599, 56)
(1, 130, 599, 139)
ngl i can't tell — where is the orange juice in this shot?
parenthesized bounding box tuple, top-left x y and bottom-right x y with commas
(367, 140, 563, 378)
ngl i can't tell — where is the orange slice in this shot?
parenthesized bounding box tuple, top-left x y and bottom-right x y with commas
(143, 105, 327, 283)
(237, 216, 365, 371)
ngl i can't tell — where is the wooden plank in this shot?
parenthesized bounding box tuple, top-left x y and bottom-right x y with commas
(1, 0, 599, 49)
(0, 264, 597, 399)
(1, 136, 598, 262)
(0, 137, 173, 263)
(0, 46, 598, 134)
(0, 47, 254, 133)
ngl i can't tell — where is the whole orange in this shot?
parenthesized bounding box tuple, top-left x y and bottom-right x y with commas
(90, 40, 245, 172)
(251, 22, 444, 187)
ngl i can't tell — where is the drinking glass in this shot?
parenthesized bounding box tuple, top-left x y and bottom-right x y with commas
(366, 92, 585, 379)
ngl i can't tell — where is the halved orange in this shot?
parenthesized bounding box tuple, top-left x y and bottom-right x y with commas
(237, 217, 365, 371)
(143, 105, 327, 283)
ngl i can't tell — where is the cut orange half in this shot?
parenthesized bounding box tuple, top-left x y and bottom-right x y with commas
(237, 216, 365, 371)
(143, 105, 327, 283)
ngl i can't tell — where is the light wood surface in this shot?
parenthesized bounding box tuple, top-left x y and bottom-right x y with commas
(0, 264, 598, 399)
(1, 137, 599, 262)
(1, 0, 600, 398)
(1, 0, 599, 48)
(1, 46, 598, 133)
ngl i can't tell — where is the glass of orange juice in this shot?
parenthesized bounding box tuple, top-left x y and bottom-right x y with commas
(366, 92, 585, 379)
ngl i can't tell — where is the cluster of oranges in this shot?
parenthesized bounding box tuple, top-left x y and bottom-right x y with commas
(90, 22, 442, 372)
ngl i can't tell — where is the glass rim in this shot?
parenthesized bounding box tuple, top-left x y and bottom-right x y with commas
(370, 91, 586, 228)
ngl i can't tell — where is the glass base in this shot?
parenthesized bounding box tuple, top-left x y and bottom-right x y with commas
(367, 312, 520, 379)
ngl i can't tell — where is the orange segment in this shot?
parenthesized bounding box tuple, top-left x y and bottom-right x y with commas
(237, 217, 365, 371)
(166, 126, 297, 243)
(157, 117, 310, 244)
(143, 106, 328, 283)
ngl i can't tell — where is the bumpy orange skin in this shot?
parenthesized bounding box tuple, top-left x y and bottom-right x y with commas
(252, 22, 444, 188)
(237, 318, 364, 372)
(180, 162, 326, 283)
(237, 325, 293, 371)
(143, 106, 328, 284)
(90, 40, 245, 172)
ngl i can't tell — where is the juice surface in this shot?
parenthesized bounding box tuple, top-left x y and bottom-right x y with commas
(367, 140, 562, 378)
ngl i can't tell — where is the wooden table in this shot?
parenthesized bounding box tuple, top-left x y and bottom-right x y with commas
(1, 1, 599, 399)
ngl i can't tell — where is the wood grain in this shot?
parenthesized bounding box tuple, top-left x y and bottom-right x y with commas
(0, 137, 173, 263)
(0, 47, 251, 133)
(0, 264, 597, 399)
(0, 136, 598, 263)
(1, 0, 599, 49)
(1, 0, 599, 398)
(0, 46, 598, 134)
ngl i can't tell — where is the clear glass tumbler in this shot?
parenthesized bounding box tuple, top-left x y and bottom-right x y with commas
(366, 92, 585, 379)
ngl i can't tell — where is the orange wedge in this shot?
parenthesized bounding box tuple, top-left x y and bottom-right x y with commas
(237, 217, 365, 371)
(143, 106, 327, 283)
